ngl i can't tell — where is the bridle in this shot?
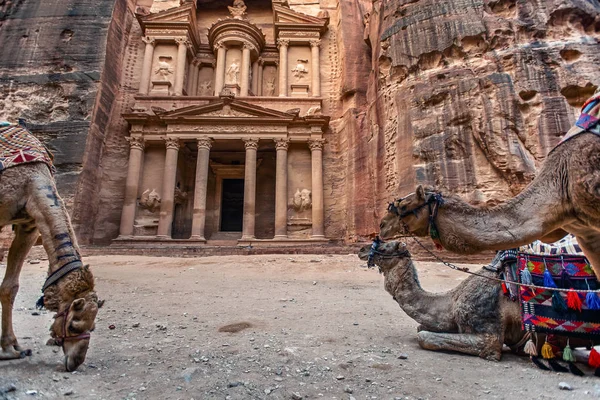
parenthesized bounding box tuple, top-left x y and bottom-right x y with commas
(367, 236, 412, 271)
(53, 303, 91, 347)
(388, 192, 445, 249)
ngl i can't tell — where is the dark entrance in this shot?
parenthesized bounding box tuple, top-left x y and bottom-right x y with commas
(220, 179, 244, 231)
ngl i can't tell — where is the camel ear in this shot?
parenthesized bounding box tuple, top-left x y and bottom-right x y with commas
(72, 298, 85, 312)
(415, 185, 426, 200)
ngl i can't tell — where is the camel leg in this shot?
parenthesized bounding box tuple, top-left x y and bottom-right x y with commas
(0, 223, 38, 360)
(417, 331, 503, 361)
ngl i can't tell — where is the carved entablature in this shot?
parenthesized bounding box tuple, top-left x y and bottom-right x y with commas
(208, 18, 266, 57)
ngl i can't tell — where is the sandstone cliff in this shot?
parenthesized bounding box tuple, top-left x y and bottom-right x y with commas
(342, 0, 600, 240)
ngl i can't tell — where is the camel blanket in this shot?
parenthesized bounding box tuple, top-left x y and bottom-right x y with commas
(558, 92, 600, 145)
(0, 123, 54, 174)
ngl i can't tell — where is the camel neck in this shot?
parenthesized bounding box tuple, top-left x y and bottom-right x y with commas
(383, 260, 455, 332)
(436, 180, 565, 253)
(43, 232, 83, 276)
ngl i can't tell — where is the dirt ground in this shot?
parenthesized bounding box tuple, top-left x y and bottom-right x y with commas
(1, 250, 599, 400)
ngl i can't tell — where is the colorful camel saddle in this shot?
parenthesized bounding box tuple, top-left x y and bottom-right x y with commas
(0, 122, 54, 174)
(515, 236, 600, 339)
(557, 92, 600, 146)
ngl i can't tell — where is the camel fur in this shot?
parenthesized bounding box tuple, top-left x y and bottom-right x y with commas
(0, 162, 100, 371)
(358, 240, 524, 360)
(379, 132, 600, 277)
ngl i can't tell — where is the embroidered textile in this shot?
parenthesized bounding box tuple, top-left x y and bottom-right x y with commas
(0, 124, 54, 173)
(557, 92, 600, 146)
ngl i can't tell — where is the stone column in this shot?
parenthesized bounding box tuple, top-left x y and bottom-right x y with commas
(310, 39, 321, 97)
(309, 139, 325, 238)
(190, 137, 212, 240)
(119, 137, 145, 236)
(277, 39, 289, 97)
(274, 139, 289, 238)
(214, 42, 226, 96)
(157, 138, 180, 237)
(257, 58, 264, 96)
(240, 43, 251, 96)
(174, 38, 188, 96)
(189, 59, 199, 96)
(139, 36, 156, 95)
(242, 138, 259, 240)
(251, 61, 259, 95)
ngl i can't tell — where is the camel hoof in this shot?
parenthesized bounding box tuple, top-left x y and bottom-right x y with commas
(19, 349, 32, 358)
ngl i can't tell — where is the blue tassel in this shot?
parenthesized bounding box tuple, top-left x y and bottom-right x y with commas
(552, 291, 567, 313)
(544, 269, 557, 288)
(587, 292, 600, 309)
(521, 268, 533, 284)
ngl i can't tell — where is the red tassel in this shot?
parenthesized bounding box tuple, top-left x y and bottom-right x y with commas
(567, 291, 583, 312)
(589, 348, 600, 368)
(501, 282, 509, 295)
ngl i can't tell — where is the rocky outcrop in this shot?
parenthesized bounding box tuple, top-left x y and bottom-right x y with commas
(344, 0, 600, 240)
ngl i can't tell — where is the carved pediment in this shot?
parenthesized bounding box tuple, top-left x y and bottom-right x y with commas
(160, 99, 296, 120)
(139, 2, 196, 24)
(273, 5, 328, 35)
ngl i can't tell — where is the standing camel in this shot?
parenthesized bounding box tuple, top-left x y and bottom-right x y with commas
(379, 92, 600, 276)
(0, 123, 100, 371)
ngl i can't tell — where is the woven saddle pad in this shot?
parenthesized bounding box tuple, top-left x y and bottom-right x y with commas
(0, 123, 54, 173)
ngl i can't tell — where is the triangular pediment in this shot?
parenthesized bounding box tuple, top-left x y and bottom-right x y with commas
(139, 2, 194, 23)
(273, 5, 328, 28)
(160, 99, 296, 121)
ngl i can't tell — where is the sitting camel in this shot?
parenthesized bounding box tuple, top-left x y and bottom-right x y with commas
(358, 240, 524, 360)
(380, 93, 600, 276)
(0, 123, 100, 371)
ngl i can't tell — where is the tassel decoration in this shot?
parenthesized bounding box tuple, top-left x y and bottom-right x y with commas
(586, 292, 600, 309)
(567, 291, 583, 312)
(552, 291, 568, 313)
(524, 339, 537, 356)
(563, 342, 575, 363)
(541, 341, 555, 359)
(544, 269, 557, 288)
(520, 268, 533, 285)
(561, 268, 574, 288)
(589, 348, 600, 368)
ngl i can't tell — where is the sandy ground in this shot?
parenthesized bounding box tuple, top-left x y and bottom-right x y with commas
(1, 250, 599, 400)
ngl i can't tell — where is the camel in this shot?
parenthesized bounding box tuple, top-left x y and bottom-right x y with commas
(0, 125, 100, 371)
(358, 240, 524, 360)
(379, 129, 600, 277)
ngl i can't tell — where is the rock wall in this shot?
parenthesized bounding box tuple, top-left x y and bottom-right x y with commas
(0, 0, 125, 207)
(344, 0, 600, 240)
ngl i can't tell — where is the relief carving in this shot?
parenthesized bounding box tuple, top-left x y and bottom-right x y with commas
(174, 185, 188, 205)
(199, 80, 213, 95)
(291, 188, 312, 212)
(228, 0, 247, 19)
(226, 59, 240, 84)
(139, 188, 161, 213)
(292, 59, 309, 81)
(155, 56, 174, 81)
(264, 77, 276, 96)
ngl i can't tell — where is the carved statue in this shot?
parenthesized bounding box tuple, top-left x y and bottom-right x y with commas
(139, 188, 161, 212)
(228, 0, 247, 19)
(226, 59, 240, 84)
(154, 57, 173, 81)
(305, 105, 322, 116)
(291, 59, 309, 81)
(291, 188, 312, 212)
(199, 80, 212, 96)
(264, 77, 276, 96)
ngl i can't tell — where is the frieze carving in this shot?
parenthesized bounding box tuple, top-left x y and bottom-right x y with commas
(126, 136, 145, 150)
(308, 138, 325, 151)
(274, 138, 290, 150)
(280, 32, 320, 39)
(139, 188, 161, 213)
(164, 137, 180, 150)
(197, 137, 213, 150)
(243, 138, 259, 150)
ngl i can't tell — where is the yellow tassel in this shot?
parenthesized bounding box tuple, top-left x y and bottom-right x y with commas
(541, 341, 554, 359)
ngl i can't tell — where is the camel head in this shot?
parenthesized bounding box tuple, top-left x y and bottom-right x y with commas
(45, 265, 102, 371)
(380, 185, 440, 239)
(358, 239, 411, 274)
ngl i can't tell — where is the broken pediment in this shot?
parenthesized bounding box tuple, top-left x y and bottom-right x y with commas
(273, 4, 328, 35)
(137, 1, 198, 35)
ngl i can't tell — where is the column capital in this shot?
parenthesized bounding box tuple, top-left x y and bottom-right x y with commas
(126, 136, 145, 150)
(243, 138, 259, 150)
(164, 137, 180, 150)
(258, 57, 265, 66)
(277, 38, 290, 49)
(142, 36, 156, 46)
(308, 138, 325, 151)
(309, 39, 321, 48)
(215, 41, 227, 50)
(175, 37, 190, 46)
(242, 42, 253, 51)
(197, 137, 213, 150)
(274, 138, 290, 151)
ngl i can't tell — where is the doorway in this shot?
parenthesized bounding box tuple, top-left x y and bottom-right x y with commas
(220, 179, 244, 231)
